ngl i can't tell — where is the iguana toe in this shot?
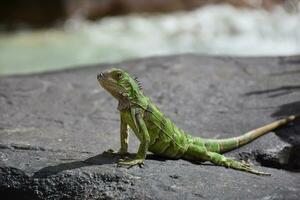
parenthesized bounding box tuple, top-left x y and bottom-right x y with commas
(117, 158, 145, 168)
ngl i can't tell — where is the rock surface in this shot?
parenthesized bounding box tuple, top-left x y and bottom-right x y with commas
(0, 54, 300, 199)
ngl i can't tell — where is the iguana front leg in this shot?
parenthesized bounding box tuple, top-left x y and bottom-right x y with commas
(104, 113, 129, 157)
(118, 110, 150, 167)
(119, 113, 129, 155)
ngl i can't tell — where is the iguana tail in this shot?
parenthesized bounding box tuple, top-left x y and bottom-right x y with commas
(203, 114, 299, 153)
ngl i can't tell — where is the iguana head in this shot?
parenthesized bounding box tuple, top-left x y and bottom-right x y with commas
(97, 68, 143, 101)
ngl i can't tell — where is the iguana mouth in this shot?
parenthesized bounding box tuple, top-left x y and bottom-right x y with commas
(98, 77, 117, 91)
(97, 71, 111, 86)
(97, 71, 126, 99)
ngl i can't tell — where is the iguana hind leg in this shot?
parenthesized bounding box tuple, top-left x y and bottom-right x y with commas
(183, 143, 270, 176)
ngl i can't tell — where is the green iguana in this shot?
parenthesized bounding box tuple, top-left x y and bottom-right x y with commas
(97, 68, 298, 175)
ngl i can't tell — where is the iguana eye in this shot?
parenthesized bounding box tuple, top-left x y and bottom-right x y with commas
(116, 72, 122, 79)
(112, 71, 123, 81)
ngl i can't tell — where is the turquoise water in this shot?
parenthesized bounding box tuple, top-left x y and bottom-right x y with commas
(1, 5, 300, 75)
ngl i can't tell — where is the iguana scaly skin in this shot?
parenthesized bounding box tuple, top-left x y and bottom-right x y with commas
(97, 68, 298, 175)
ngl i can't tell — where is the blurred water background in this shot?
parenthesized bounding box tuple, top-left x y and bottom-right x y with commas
(0, 3, 300, 75)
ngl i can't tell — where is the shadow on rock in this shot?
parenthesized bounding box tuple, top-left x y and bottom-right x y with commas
(0, 167, 39, 200)
(255, 146, 300, 172)
(271, 100, 300, 118)
(33, 152, 168, 178)
(254, 101, 300, 171)
(33, 153, 120, 178)
(244, 85, 300, 98)
(269, 69, 300, 76)
(271, 100, 300, 146)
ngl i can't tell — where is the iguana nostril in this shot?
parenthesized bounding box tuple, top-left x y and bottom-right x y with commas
(97, 72, 104, 79)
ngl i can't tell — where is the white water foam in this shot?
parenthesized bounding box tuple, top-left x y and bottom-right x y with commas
(0, 5, 300, 74)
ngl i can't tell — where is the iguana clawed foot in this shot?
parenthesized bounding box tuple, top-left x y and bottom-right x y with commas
(241, 160, 251, 167)
(117, 158, 145, 168)
(242, 165, 270, 176)
(230, 160, 270, 176)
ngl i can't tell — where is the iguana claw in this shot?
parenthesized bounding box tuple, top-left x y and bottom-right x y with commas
(239, 162, 270, 176)
(117, 158, 145, 168)
(225, 158, 270, 175)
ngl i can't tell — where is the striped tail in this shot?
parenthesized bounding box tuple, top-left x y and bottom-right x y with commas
(204, 114, 299, 153)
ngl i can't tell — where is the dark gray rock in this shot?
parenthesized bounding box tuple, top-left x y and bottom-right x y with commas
(0, 54, 300, 199)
